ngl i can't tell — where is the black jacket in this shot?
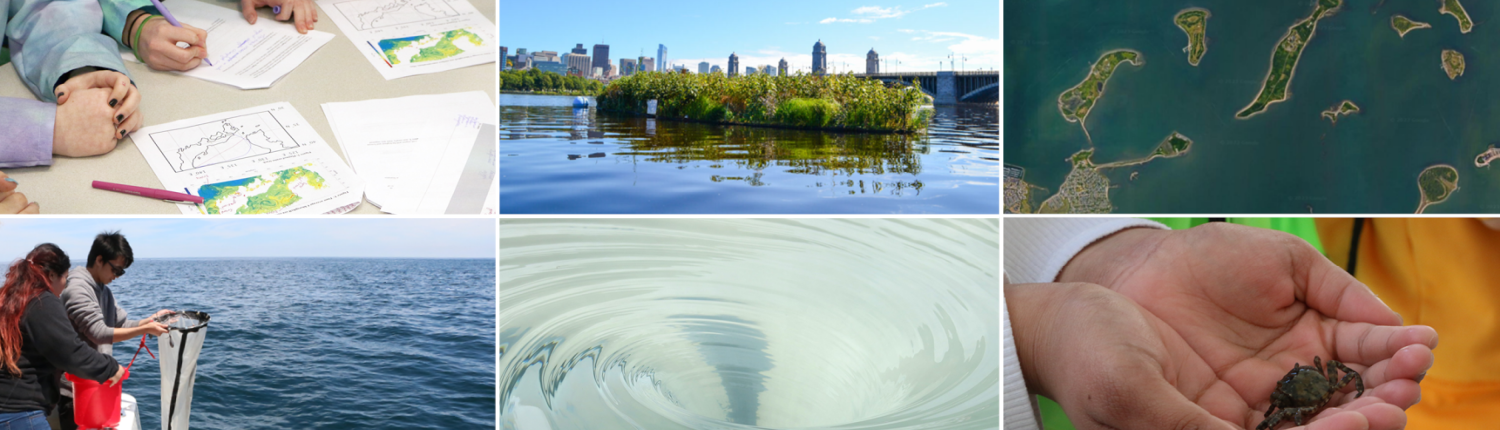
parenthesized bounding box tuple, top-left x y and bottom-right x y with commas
(0, 293, 119, 413)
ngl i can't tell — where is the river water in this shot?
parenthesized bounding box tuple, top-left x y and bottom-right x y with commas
(500, 219, 999, 429)
(500, 94, 999, 214)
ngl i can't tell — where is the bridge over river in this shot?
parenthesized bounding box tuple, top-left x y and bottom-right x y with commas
(852, 71, 998, 105)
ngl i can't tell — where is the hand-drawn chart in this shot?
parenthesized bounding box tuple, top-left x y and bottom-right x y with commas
(144, 111, 302, 173)
(333, 0, 460, 30)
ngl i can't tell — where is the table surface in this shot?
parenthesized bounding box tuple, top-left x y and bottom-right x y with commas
(0, 0, 496, 214)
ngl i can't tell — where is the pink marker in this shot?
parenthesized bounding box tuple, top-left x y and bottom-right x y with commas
(92, 181, 204, 203)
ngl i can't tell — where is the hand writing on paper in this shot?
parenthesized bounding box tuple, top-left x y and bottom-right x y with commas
(242, 0, 319, 34)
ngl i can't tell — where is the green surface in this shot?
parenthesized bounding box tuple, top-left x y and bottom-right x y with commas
(597, 71, 931, 132)
(1390, 15, 1430, 37)
(1174, 8, 1210, 66)
(199, 166, 326, 215)
(380, 29, 483, 65)
(1057, 50, 1143, 126)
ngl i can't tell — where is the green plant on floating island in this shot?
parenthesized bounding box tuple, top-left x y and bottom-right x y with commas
(1237, 0, 1342, 119)
(1440, 0, 1473, 34)
(1390, 15, 1431, 37)
(596, 71, 933, 133)
(1442, 49, 1465, 80)
(1174, 8, 1210, 66)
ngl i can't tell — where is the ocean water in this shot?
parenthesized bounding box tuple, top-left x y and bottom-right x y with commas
(500, 219, 999, 430)
(101, 259, 496, 430)
(501, 94, 1000, 214)
(1005, 0, 1500, 213)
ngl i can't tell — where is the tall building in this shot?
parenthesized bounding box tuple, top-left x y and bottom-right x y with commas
(657, 44, 668, 75)
(760, 65, 775, 75)
(745, 66, 756, 76)
(698, 61, 710, 74)
(565, 53, 592, 76)
(640, 57, 654, 72)
(500, 46, 508, 70)
(591, 44, 610, 74)
(620, 58, 636, 76)
(778, 58, 787, 76)
(812, 40, 827, 75)
(866, 48, 879, 74)
(711, 65, 722, 74)
(533, 50, 559, 64)
(728, 53, 739, 77)
(571, 44, 587, 55)
(604, 64, 615, 77)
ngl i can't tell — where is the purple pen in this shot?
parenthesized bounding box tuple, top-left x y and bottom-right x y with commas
(273, 5, 281, 14)
(147, 0, 213, 66)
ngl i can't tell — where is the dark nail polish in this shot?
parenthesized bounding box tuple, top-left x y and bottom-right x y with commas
(56, 92, 63, 98)
(110, 99, 118, 107)
(117, 114, 125, 122)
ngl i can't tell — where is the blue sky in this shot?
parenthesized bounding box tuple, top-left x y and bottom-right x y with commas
(499, 1, 998, 74)
(0, 219, 496, 261)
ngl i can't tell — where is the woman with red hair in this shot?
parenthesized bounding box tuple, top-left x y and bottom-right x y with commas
(0, 244, 122, 429)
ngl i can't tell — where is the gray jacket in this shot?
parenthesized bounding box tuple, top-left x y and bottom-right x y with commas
(59, 266, 148, 396)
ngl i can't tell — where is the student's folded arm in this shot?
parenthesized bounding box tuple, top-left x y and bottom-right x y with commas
(25, 296, 119, 383)
(10, 0, 133, 102)
(60, 281, 116, 346)
(0, 99, 56, 168)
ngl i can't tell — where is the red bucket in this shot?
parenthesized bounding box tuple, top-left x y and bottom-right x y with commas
(66, 368, 128, 429)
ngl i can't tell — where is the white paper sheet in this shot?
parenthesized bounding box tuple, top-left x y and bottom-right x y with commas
(132, 103, 364, 215)
(316, 0, 496, 79)
(319, 91, 495, 214)
(121, 0, 334, 89)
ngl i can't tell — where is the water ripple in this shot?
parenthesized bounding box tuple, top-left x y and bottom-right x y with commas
(501, 219, 999, 429)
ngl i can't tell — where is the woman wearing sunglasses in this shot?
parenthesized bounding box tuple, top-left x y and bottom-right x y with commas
(0, 244, 124, 430)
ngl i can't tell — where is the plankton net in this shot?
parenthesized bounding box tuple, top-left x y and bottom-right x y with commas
(155, 311, 210, 430)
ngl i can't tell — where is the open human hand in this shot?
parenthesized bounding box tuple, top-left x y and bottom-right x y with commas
(1009, 282, 1415, 430)
(1054, 223, 1438, 428)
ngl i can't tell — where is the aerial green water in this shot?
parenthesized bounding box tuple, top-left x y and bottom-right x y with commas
(1005, 0, 1500, 213)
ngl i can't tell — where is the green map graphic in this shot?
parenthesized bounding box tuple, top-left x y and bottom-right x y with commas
(197, 166, 328, 214)
(378, 28, 483, 65)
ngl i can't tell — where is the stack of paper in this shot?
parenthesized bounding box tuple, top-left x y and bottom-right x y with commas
(318, 0, 497, 79)
(131, 103, 365, 215)
(321, 91, 497, 214)
(121, 0, 334, 89)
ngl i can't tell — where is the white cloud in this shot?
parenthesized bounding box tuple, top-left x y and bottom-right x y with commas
(820, 3, 948, 24)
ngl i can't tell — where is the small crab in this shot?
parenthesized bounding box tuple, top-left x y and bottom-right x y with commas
(1256, 356, 1364, 430)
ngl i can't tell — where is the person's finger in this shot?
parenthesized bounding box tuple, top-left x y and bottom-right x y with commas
(114, 85, 140, 126)
(1331, 323, 1437, 366)
(19, 202, 38, 214)
(276, 2, 293, 21)
(0, 173, 15, 194)
(309, 0, 318, 24)
(1295, 409, 1369, 430)
(0, 191, 32, 214)
(119, 110, 144, 140)
(241, 0, 258, 24)
(1294, 238, 1402, 326)
(295, 2, 311, 33)
(55, 88, 70, 104)
(1343, 402, 1405, 430)
(106, 75, 128, 112)
(1338, 344, 1434, 391)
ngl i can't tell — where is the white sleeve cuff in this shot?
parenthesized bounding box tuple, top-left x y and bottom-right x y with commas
(1003, 218, 1168, 284)
(1003, 296, 1041, 430)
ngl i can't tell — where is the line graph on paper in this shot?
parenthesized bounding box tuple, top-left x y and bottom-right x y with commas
(145, 111, 302, 173)
(332, 0, 460, 31)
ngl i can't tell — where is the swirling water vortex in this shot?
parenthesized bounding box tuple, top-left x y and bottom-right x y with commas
(500, 219, 998, 429)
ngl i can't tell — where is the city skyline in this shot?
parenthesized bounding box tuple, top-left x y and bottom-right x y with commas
(500, 1, 998, 74)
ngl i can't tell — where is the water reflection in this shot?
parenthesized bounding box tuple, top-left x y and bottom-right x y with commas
(500, 94, 999, 214)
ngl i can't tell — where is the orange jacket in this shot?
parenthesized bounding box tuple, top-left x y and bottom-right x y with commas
(1318, 218, 1500, 429)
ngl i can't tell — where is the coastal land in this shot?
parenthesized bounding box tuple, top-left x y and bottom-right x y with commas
(1057, 49, 1143, 141)
(1390, 15, 1431, 37)
(1440, 0, 1474, 34)
(1442, 50, 1466, 80)
(1321, 100, 1360, 124)
(1236, 0, 1342, 119)
(1476, 145, 1500, 168)
(1032, 132, 1194, 214)
(1416, 164, 1459, 213)
(1004, 165, 1049, 213)
(1175, 8, 1211, 66)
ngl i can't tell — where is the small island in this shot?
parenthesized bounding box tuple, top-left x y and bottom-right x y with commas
(1476, 144, 1500, 168)
(1440, 0, 1474, 34)
(1442, 49, 1465, 80)
(1390, 15, 1432, 37)
(1321, 100, 1360, 124)
(1034, 132, 1194, 214)
(1416, 164, 1459, 214)
(1057, 49, 1144, 142)
(1175, 8, 1211, 66)
(1237, 0, 1342, 119)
